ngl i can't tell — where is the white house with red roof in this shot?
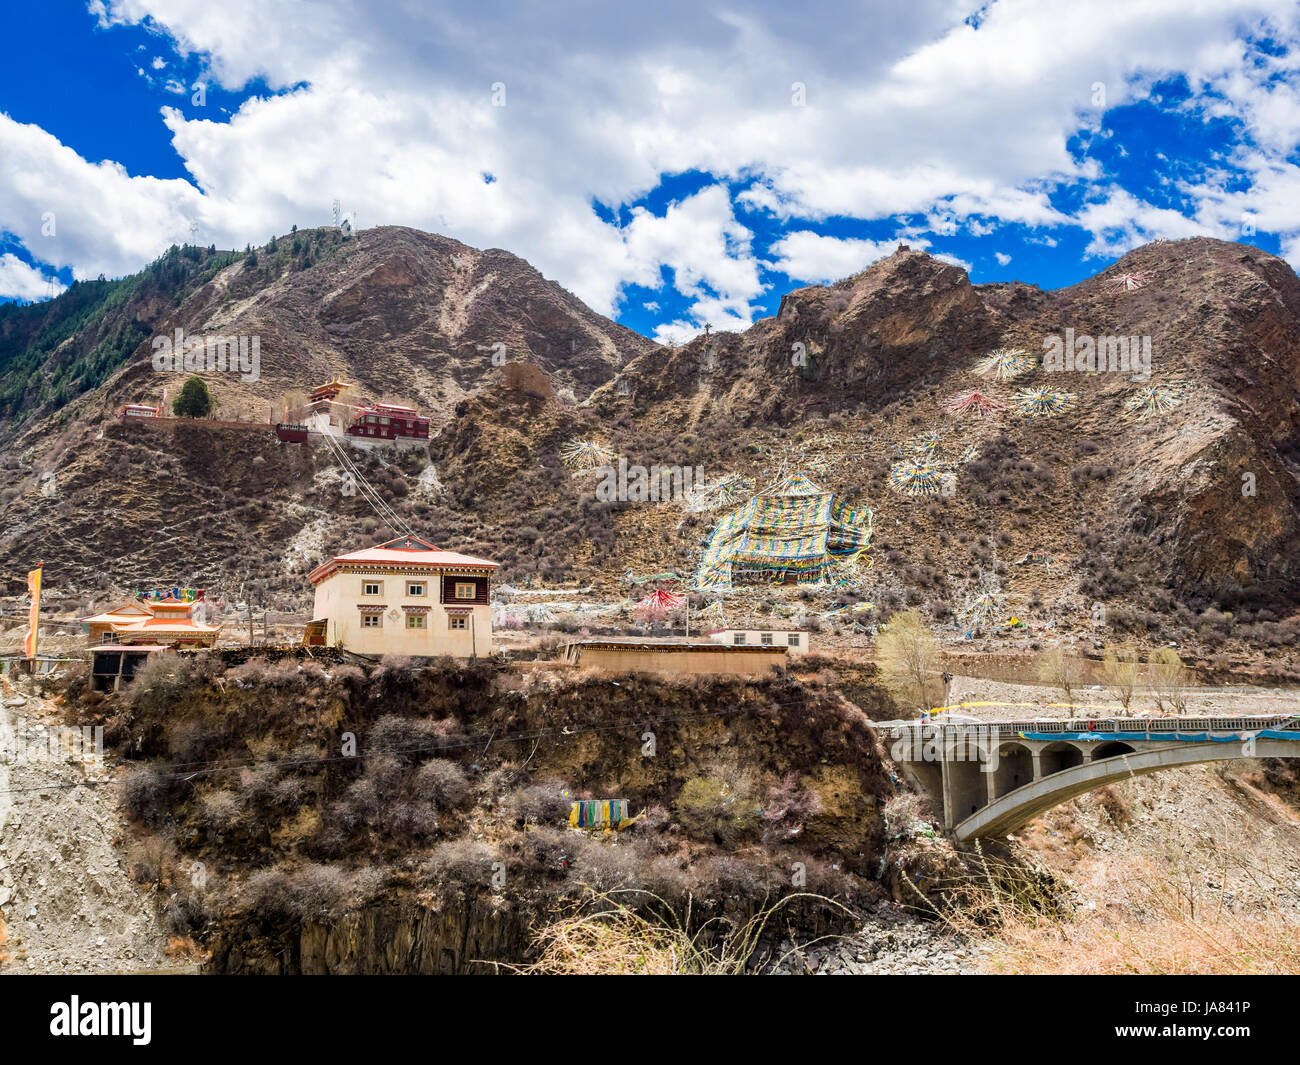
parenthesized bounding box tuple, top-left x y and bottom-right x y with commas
(306, 535, 498, 657)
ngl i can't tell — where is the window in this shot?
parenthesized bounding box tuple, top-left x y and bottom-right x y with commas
(449, 615, 468, 630)
(408, 582, 425, 597)
(733, 632, 746, 645)
(455, 582, 477, 600)
(787, 633, 801, 647)
(406, 614, 425, 629)
(363, 581, 382, 596)
(362, 614, 382, 628)
(760, 632, 773, 645)
(379, 416, 390, 426)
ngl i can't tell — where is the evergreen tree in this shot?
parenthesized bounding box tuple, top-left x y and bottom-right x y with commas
(172, 375, 214, 418)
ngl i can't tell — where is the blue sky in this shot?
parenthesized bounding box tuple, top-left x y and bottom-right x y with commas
(2, 1, 1299, 343)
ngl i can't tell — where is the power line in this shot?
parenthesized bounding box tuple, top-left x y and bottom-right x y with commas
(319, 429, 414, 536)
(0, 686, 853, 799)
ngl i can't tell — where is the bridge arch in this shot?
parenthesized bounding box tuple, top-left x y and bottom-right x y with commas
(992, 743, 1033, 798)
(1092, 740, 1136, 761)
(955, 738, 1300, 841)
(1039, 741, 1085, 775)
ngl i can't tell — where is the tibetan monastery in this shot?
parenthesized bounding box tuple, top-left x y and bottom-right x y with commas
(82, 594, 221, 693)
(82, 594, 220, 648)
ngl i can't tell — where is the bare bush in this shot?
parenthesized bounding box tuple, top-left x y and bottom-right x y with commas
(121, 765, 168, 823)
(199, 789, 243, 831)
(423, 839, 496, 887)
(1102, 646, 1140, 711)
(515, 777, 571, 823)
(875, 608, 942, 711)
(1147, 647, 1188, 713)
(412, 759, 470, 808)
(1038, 646, 1083, 700)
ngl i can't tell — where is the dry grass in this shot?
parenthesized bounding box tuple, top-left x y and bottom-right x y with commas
(511, 889, 855, 975)
(163, 935, 209, 964)
(910, 840, 1300, 975)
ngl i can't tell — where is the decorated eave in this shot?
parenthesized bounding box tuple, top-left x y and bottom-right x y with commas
(307, 534, 499, 585)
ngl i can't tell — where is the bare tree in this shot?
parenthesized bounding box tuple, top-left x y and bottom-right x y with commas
(1038, 645, 1082, 700)
(1147, 647, 1188, 713)
(876, 609, 942, 713)
(1102, 645, 1140, 713)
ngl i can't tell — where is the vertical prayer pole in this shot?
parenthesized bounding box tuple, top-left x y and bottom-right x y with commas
(25, 563, 43, 664)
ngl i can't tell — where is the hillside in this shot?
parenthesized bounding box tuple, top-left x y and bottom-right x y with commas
(0, 228, 1297, 664)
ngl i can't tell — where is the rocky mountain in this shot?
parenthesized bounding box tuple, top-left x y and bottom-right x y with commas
(0, 228, 1297, 655)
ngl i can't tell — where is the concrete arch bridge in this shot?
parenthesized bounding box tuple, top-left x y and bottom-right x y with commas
(885, 715, 1300, 841)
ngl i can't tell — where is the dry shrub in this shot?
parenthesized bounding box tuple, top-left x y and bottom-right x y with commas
(164, 935, 209, 964)
(412, 759, 469, 809)
(199, 788, 243, 831)
(229, 657, 304, 689)
(121, 765, 169, 823)
(515, 889, 855, 975)
(1093, 785, 1132, 828)
(916, 842, 1300, 975)
(237, 764, 282, 808)
(514, 776, 570, 823)
(368, 715, 448, 759)
(243, 863, 383, 921)
(127, 651, 222, 713)
(675, 760, 762, 845)
(423, 839, 497, 887)
(761, 773, 823, 841)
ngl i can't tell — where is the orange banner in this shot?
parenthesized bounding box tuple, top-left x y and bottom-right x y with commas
(24, 564, 41, 660)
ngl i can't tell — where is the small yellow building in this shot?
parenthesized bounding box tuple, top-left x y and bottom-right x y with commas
(707, 628, 810, 654)
(307, 535, 498, 658)
(560, 637, 788, 676)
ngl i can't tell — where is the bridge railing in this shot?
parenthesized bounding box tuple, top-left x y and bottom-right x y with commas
(884, 715, 1300, 740)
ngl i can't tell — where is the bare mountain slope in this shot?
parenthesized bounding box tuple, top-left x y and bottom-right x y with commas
(0, 230, 1297, 655)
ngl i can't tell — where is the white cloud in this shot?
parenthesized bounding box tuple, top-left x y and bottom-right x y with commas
(0, 114, 203, 281)
(768, 231, 910, 284)
(0, 254, 66, 301)
(3, 0, 1300, 329)
(616, 186, 763, 329)
(995, 251, 1011, 266)
(1076, 187, 1222, 258)
(934, 252, 973, 272)
(1281, 233, 1300, 271)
